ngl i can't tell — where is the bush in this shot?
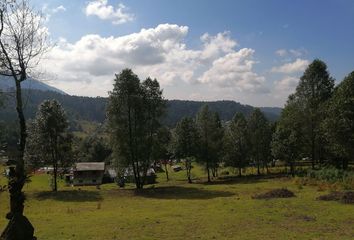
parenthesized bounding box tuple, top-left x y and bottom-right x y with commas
(305, 167, 354, 190)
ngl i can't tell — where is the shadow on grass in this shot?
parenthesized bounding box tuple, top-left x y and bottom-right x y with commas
(34, 190, 103, 202)
(131, 186, 234, 200)
(199, 172, 288, 185)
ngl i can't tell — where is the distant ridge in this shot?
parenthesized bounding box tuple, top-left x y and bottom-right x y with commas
(0, 75, 67, 95)
(0, 89, 282, 127)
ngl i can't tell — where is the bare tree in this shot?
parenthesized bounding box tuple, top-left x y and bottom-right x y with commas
(0, 0, 48, 239)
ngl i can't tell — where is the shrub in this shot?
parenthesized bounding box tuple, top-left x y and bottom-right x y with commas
(305, 167, 354, 190)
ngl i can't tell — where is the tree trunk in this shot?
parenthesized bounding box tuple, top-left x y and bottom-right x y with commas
(164, 163, 169, 181)
(311, 123, 316, 170)
(238, 167, 242, 177)
(207, 162, 211, 182)
(53, 164, 58, 192)
(187, 167, 192, 183)
(9, 80, 27, 217)
(2, 80, 35, 240)
(342, 158, 348, 170)
(290, 161, 295, 177)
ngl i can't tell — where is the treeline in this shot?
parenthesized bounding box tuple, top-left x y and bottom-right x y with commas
(105, 69, 275, 188)
(272, 60, 354, 172)
(0, 90, 281, 127)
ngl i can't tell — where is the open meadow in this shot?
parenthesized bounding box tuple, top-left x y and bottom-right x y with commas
(1, 165, 353, 240)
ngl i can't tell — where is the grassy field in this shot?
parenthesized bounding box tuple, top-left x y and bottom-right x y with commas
(0, 165, 354, 240)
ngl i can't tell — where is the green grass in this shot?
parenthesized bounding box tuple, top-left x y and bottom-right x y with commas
(1, 164, 354, 240)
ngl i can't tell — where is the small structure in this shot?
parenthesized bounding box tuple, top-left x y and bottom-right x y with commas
(172, 165, 183, 172)
(73, 162, 105, 186)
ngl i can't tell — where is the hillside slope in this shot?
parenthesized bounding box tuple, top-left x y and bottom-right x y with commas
(0, 76, 66, 95)
(0, 90, 281, 127)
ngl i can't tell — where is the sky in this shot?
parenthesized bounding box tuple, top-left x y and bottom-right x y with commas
(31, 0, 354, 107)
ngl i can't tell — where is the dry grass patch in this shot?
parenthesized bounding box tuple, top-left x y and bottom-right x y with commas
(252, 188, 296, 199)
(317, 191, 354, 204)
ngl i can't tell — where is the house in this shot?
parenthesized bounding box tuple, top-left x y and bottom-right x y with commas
(73, 162, 105, 186)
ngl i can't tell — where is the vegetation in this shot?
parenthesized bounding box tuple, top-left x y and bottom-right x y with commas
(0, 0, 48, 238)
(248, 109, 272, 175)
(107, 69, 165, 189)
(25, 100, 73, 192)
(0, 89, 281, 127)
(323, 71, 354, 169)
(0, 164, 353, 240)
(288, 60, 335, 169)
(223, 113, 249, 176)
(195, 105, 224, 182)
(171, 117, 199, 183)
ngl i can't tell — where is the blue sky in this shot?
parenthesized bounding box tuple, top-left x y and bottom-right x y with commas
(33, 0, 354, 107)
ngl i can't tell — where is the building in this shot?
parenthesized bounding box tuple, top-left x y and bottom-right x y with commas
(73, 162, 105, 186)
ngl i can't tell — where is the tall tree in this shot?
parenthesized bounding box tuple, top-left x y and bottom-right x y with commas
(172, 117, 199, 183)
(209, 112, 224, 178)
(271, 97, 302, 176)
(248, 108, 271, 175)
(195, 105, 223, 182)
(107, 69, 165, 189)
(0, 1, 48, 238)
(294, 59, 334, 168)
(24, 100, 72, 192)
(223, 113, 249, 176)
(324, 71, 354, 169)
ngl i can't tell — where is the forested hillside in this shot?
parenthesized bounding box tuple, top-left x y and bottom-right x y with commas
(0, 89, 281, 127)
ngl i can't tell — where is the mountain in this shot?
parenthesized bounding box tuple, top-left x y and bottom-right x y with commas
(0, 89, 282, 128)
(166, 100, 282, 124)
(0, 76, 67, 95)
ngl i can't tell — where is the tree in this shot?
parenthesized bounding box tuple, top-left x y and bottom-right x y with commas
(271, 97, 302, 176)
(172, 117, 199, 183)
(195, 105, 223, 182)
(223, 113, 249, 176)
(248, 108, 271, 175)
(77, 136, 112, 164)
(324, 71, 354, 169)
(107, 69, 165, 189)
(294, 59, 334, 168)
(0, 1, 48, 237)
(24, 100, 72, 192)
(151, 127, 171, 181)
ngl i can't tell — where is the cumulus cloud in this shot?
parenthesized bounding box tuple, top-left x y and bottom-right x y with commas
(42, 24, 268, 97)
(274, 76, 299, 92)
(85, 0, 134, 25)
(198, 49, 268, 93)
(271, 58, 309, 74)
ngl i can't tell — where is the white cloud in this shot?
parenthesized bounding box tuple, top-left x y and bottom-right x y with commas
(85, 0, 134, 25)
(271, 58, 309, 74)
(275, 49, 287, 57)
(198, 49, 268, 93)
(42, 24, 268, 97)
(275, 48, 307, 58)
(53, 5, 66, 13)
(274, 76, 299, 92)
(41, 4, 66, 22)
